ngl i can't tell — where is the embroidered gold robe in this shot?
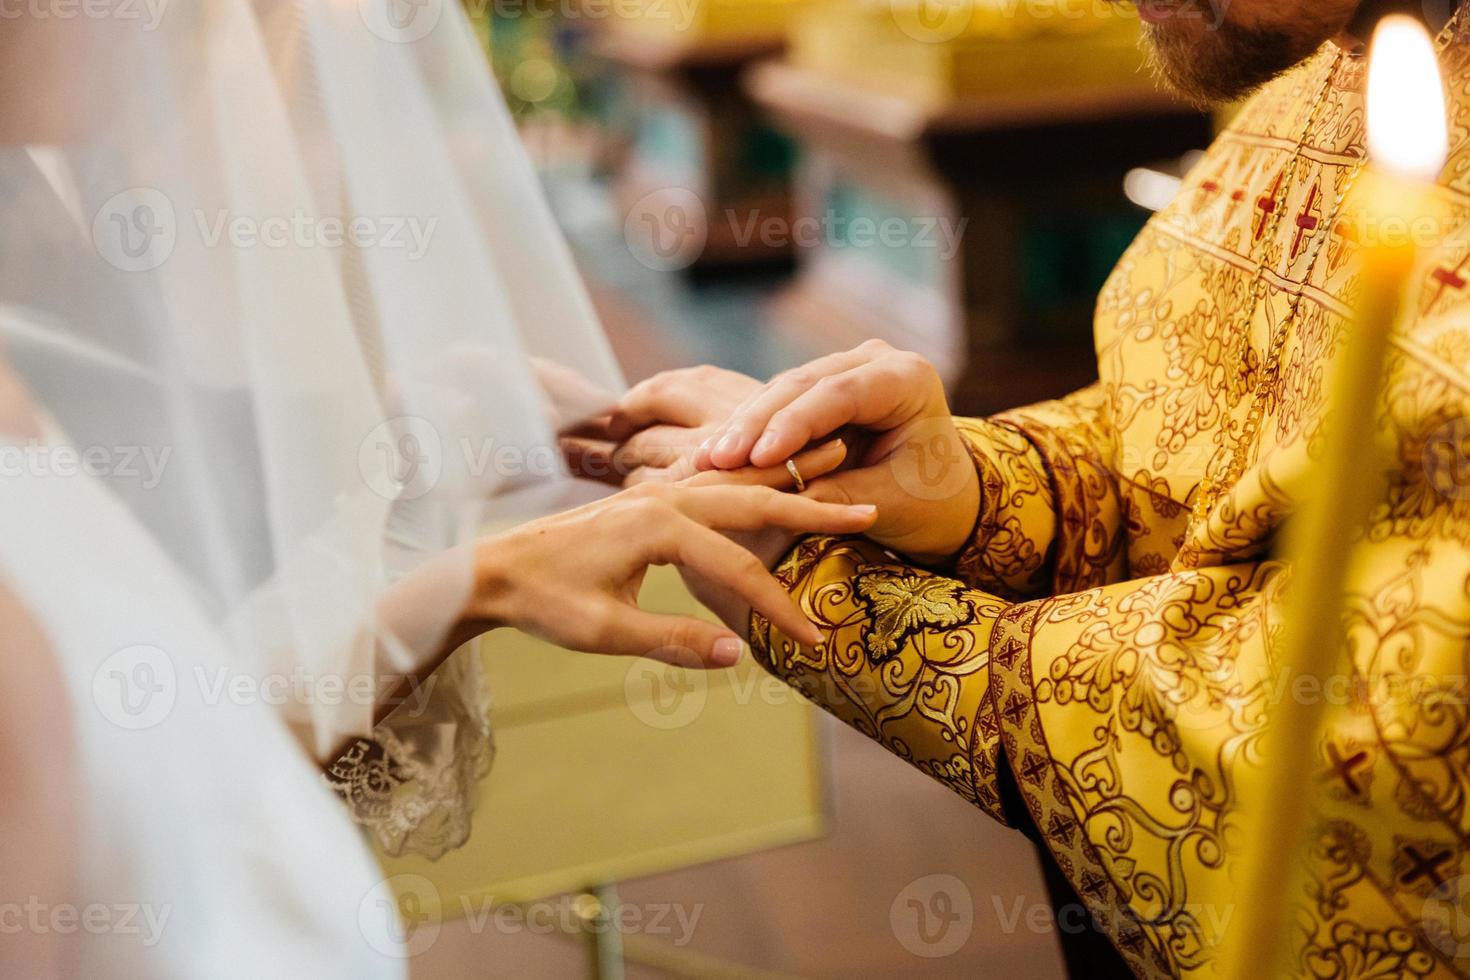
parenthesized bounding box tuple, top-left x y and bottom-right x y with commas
(750, 33, 1470, 979)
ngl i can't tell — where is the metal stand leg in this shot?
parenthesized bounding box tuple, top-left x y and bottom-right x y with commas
(576, 884, 625, 980)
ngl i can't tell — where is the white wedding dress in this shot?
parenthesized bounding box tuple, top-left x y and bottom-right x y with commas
(0, 423, 395, 979)
(0, 0, 624, 974)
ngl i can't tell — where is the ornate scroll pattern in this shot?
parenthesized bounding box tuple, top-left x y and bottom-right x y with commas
(953, 416, 1058, 601)
(996, 384, 1130, 595)
(750, 536, 1012, 822)
(953, 385, 1129, 600)
(751, 27, 1470, 979)
(993, 561, 1287, 977)
(989, 601, 1177, 980)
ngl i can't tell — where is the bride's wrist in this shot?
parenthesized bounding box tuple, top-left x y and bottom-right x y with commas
(466, 536, 515, 635)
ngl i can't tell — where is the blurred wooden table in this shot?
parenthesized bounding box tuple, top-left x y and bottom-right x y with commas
(593, 29, 799, 271)
(746, 60, 1212, 415)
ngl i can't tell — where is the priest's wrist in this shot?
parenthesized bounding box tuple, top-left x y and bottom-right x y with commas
(895, 453, 982, 569)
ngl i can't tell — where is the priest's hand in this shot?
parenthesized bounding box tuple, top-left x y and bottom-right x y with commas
(695, 341, 979, 565)
(561, 365, 760, 486)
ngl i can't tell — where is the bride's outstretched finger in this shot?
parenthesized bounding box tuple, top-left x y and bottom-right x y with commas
(580, 601, 748, 669)
(664, 485, 876, 536)
(657, 517, 824, 645)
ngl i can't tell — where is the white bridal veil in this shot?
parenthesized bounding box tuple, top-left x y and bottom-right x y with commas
(0, 0, 622, 973)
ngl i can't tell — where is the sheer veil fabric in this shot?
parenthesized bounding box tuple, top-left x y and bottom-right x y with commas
(0, 0, 622, 972)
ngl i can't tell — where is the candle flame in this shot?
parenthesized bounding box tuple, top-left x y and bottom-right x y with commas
(1367, 15, 1450, 180)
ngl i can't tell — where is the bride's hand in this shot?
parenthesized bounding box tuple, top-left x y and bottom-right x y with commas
(465, 465, 875, 669)
(692, 341, 979, 564)
(662, 443, 854, 641)
(561, 365, 760, 486)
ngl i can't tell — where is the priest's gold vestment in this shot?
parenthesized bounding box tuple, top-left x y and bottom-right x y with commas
(750, 34, 1470, 979)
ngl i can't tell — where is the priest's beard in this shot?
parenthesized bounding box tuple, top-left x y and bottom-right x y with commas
(1134, 0, 1356, 105)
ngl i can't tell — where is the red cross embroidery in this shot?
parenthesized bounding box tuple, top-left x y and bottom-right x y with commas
(1429, 254, 1470, 309)
(1254, 171, 1286, 242)
(1193, 177, 1224, 212)
(1290, 183, 1323, 262)
(1325, 216, 1358, 274)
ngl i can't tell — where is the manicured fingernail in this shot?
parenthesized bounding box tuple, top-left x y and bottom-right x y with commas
(849, 504, 877, 517)
(715, 432, 739, 456)
(753, 431, 780, 457)
(712, 636, 743, 666)
(802, 623, 823, 646)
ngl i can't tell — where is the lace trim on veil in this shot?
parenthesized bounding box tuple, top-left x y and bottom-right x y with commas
(323, 644, 494, 860)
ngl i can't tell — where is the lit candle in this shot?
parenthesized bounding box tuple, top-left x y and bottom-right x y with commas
(1221, 16, 1449, 979)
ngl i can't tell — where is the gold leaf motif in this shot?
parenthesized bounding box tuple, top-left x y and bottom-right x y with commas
(854, 565, 969, 664)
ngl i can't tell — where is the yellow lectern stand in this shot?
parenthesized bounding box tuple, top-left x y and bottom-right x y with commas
(375, 566, 827, 975)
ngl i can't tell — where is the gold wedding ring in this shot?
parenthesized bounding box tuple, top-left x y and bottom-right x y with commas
(785, 458, 806, 493)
